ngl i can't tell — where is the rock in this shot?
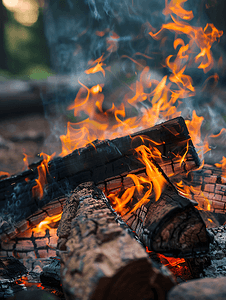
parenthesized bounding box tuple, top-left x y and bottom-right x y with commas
(167, 277, 226, 300)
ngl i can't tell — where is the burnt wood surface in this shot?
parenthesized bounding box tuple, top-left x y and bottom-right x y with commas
(58, 182, 175, 300)
(122, 180, 210, 258)
(172, 164, 226, 214)
(0, 257, 27, 298)
(0, 117, 200, 236)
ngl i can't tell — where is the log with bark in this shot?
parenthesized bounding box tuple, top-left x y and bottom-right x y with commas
(0, 117, 200, 238)
(114, 167, 210, 257)
(57, 182, 175, 300)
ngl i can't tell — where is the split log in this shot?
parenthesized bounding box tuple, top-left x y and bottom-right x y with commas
(0, 116, 200, 237)
(58, 182, 175, 300)
(171, 164, 226, 215)
(122, 180, 210, 257)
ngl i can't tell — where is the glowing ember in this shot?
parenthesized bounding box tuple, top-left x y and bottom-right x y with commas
(32, 152, 55, 199)
(146, 247, 186, 274)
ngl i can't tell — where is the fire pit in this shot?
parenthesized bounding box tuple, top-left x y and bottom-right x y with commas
(1, 0, 226, 299)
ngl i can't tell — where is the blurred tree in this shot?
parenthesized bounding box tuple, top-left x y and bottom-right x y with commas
(1, 0, 52, 79)
(0, 0, 8, 70)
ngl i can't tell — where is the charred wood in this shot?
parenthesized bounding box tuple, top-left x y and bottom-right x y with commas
(40, 257, 61, 287)
(58, 182, 175, 300)
(0, 257, 27, 299)
(0, 117, 200, 237)
(172, 164, 226, 214)
(122, 182, 210, 257)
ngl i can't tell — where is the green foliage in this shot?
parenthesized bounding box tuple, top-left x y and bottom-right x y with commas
(3, 8, 52, 79)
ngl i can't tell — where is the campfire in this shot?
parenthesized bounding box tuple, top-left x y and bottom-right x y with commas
(1, 0, 226, 299)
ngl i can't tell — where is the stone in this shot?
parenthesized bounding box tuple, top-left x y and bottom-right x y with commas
(167, 277, 226, 300)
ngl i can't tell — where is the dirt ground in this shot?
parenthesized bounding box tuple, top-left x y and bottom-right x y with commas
(0, 113, 62, 175)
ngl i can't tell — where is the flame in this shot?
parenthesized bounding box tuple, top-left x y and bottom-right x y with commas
(22, 153, 29, 171)
(53, 0, 224, 217)
(32, 152, 55, 199)
(146, 247, 186, 269)
(185, 111, 210, 159)
(163, 0, 194, 21)
(150, 11, 223, 73)
(58, 0, 223, 159)
(32, 212, 62, 233)
(215, 156, 226, 178)
(0, 171, 10, 178)
(175, 180, 213, 211)
(158, 253, 186, 267)
(108, 144, 167, 216)
(85, 54, 105, 77)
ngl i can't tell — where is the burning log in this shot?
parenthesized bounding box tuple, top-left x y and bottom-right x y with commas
(0, 117, 200, 238)
(123, 182, 210, 257)
(172, 164, 226, 215)
(58, 182, 175, 300)
(113, 163, 210, 257)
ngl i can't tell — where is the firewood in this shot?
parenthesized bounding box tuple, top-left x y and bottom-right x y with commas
(58, 182, 175, 300)
(0, 117, 200, 238)
(122, 180, 210, 257)
(172, 164, 226, 214)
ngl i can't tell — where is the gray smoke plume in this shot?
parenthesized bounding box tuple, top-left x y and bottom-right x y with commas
(42, 0, 226, 162)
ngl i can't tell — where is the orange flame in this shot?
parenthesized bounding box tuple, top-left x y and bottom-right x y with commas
(59, 0, 222, 159)
(185, 111, 210, 160)
(146, 247, 186, 269)
(0, 171, 10, 178)
(150, 13, 223, 73)
(108, 144, 167, 216)
(158, 253, 186, 267)
(32, 213, 62, 233)
(215, 156, 226, 178)
(32, 152, 55, 199)
(163, 0, 194, 21)
(174, 180, 213, 211)
(22, 153, 29, 171)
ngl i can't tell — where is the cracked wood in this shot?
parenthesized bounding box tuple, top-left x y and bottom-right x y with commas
(58, 182, 175, 300)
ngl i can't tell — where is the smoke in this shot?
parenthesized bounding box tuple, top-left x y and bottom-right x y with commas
(42, 0, 226, 162)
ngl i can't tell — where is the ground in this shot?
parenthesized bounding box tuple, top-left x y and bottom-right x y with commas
(0, 113, 61, 175)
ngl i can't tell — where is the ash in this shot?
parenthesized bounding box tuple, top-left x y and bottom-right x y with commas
(202, 226, 226, 278)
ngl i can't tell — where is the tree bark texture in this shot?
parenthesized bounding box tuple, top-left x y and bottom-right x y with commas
(58, 182, 175, 300)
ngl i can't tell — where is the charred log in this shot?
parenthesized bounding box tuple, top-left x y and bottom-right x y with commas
(172, 164, 226, 215)
(0, 117, 200, 237)
(122, 182, 210, 258)
(58, 182, 175, 300)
